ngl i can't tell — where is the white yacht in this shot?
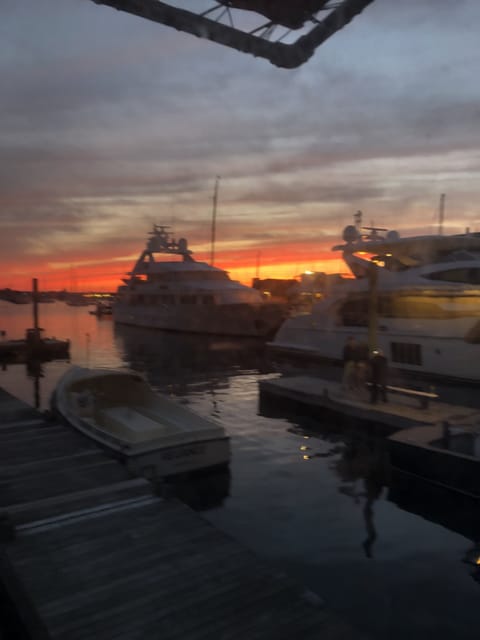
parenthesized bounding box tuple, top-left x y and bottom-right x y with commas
(113, 225, 285, 337)
(271, 221, 480, 384)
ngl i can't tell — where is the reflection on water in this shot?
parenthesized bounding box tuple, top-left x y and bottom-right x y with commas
(287, 417, 390, 560)
(157, 465, 231, 511)
(334, 438, 388, 559)
(25, 359, 44, 410)
(114, 323, 273, 392)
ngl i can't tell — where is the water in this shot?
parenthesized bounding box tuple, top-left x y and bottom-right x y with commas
(1, 300, 479, 639)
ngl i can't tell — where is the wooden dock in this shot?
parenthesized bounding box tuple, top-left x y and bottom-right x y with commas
(259, 375, 480, 432)
(0, 386, 366, 639)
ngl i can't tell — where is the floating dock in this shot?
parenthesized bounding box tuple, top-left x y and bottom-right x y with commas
(259, 375, 480, 497)
(259, 375, 480, 432)
(0, 386, 366, 639)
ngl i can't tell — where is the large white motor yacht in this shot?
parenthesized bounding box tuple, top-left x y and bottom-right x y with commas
(271, 221, 480, 384)
(113, 225, 285, 337)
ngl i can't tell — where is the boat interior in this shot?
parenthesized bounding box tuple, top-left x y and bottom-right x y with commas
(67, 372, 224, 446)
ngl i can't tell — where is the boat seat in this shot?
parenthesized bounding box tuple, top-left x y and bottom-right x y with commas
(99, 406, 174, 442)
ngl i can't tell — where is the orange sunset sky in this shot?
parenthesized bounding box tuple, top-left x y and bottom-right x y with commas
(2, 1, 480, 292)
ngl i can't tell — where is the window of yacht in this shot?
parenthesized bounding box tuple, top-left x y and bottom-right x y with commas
(339, 293, 480, 324)
(180, 295, 197, 304)
(201, 295, 215, 304)
(339, 297, 368, 326)
(381, 294, 480, 319)
(171, 271, 229, 282)
(390, 342, 422, 366)
(423, 267, 480, 284)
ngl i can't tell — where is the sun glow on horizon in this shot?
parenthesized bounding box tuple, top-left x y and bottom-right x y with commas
(1, 250, 346, 292)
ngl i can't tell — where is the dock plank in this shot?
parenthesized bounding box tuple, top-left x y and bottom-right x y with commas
(3, 498, 362, 640)
(0, 385, 366, 640)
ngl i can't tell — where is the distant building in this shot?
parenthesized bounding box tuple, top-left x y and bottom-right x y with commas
(252, 272, 348, 313)
(251, 278, 298, 304)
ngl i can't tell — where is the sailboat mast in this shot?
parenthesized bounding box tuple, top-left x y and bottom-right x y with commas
(32, 278, 39, 332)
(210, 176, 220, 266)
(438, 193, 446, 236)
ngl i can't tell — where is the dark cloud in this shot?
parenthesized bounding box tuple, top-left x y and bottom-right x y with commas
(2, 0, 480, 284)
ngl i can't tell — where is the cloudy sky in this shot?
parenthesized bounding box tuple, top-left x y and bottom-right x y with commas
(2, 0, 480, 291)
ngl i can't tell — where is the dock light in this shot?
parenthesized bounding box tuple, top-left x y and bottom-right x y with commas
(303, 455, 310, 460)
(300, 445, 308, 451)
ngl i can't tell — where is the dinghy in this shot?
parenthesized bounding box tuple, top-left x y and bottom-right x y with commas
(52, 366, 230, 478)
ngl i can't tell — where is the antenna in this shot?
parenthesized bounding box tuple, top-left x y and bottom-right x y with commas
(210, 176, 220, 266)
(354, 210, 362, 230)
(438, 193, 446, 236)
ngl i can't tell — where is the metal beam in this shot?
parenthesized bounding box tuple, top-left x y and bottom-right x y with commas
(90, 0, 375, 68)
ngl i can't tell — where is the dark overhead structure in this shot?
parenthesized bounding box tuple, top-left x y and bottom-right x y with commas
(90, 0, 375, 68)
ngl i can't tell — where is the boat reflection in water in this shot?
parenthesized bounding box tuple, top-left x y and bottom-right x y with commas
(114, 323, 274, 392)
(158, 465, 231, 511)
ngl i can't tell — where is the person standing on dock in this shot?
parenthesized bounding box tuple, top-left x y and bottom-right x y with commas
(356, 341, 370, 391)
(342, 335, 358, 391)
(369, 349, 388, 404)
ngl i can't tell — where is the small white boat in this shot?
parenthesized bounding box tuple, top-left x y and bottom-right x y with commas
(52, 366, 230, 478)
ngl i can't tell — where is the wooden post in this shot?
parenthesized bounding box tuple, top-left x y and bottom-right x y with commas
(368, 263, 378, 353)
(32, 278, 39, 333)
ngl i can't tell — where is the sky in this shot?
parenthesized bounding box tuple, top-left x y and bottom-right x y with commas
(2, 0, 480, 291)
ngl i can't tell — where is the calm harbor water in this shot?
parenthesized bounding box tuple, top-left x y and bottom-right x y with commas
(1, 300, 479, 639)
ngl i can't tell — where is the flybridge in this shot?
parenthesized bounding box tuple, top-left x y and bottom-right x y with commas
(89, 0, 375, 68)
(146, 225, 192, 258)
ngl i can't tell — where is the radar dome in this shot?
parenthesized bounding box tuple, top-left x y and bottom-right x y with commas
(343, 225, 360, 243)
(386, 230, 400, 242)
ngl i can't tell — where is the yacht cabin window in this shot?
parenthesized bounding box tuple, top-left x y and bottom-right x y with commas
(390, 342, 422, 366)
(423, 267, 480, 284)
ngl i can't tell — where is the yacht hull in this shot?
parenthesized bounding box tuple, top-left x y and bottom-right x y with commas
(271, 322, 480, 384)
(113, 301, 284, 337)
